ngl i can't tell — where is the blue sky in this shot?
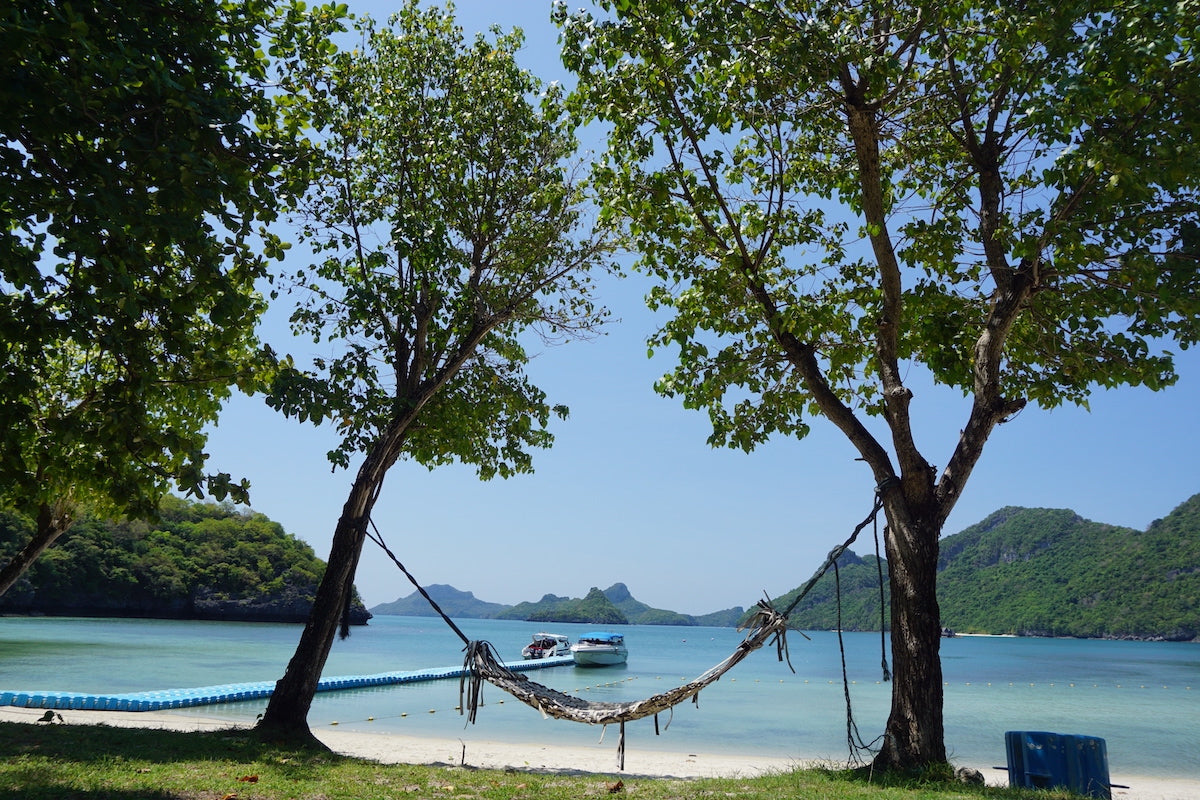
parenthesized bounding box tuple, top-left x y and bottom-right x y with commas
(205, 0, 1200, 616)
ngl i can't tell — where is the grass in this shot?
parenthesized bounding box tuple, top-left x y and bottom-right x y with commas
(0, 720, 1085, 800)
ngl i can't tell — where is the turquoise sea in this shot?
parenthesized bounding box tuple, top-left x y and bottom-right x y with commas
(2, 616, 1197, 782)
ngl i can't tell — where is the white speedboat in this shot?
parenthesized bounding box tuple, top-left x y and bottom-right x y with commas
(521, 633, 571, 659)
(570, 632, 628, 666)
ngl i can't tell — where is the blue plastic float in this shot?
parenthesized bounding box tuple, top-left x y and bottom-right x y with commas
(0, 654, 573, 712)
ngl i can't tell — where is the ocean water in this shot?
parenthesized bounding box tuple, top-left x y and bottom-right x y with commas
(2, 615, 1197, 780)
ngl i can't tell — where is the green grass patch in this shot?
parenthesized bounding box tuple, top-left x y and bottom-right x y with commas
(0, 720, 1084, 800)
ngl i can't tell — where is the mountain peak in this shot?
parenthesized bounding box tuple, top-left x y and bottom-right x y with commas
(603, 582, 632, 603)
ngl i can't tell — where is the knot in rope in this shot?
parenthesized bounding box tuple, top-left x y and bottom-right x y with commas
(739, 598, 795, 672)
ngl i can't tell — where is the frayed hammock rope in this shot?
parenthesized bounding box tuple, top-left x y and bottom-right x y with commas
(365, 491, 887, 771)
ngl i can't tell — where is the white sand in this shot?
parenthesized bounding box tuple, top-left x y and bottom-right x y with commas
(2, 706, 1196, 799)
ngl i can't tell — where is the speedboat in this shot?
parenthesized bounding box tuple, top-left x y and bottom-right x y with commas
(522, 633, 571, 659)
(570, 631, 628, 666)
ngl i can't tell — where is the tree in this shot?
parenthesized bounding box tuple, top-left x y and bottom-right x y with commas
(256, 0, 614, 741)
(557, 0, 1200, 772)
(0, 0, 322, 595)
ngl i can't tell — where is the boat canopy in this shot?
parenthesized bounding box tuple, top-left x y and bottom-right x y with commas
(577, 631, 623, 642)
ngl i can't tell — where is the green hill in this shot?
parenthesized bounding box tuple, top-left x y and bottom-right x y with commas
(370, 584, 508, 619)
(599, 582, 745, 626)
(496, 587, 628, 624)
(692, 606, 748, 627)
(937, 499, 1200, 638)
(370, 491, 1200, 638)
(489, 593, 568, 621)
(0, 496, 371, 624)
(601, 582, 691, 625)
(773, 494, 1200, 641)
(767, 550, 891, 631)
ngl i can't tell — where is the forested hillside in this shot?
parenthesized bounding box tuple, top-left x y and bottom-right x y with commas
(776, 494, 1200, 641)
(0, 497, 371, 624)
(495, 587, 628, 625)
(937, 499, 1199, 639)
(768, 550, 891, 632)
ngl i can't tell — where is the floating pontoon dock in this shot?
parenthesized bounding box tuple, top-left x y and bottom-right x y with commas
(0, 654, 574, 712)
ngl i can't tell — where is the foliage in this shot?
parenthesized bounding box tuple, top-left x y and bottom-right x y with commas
(0, 496, 369, 622)
(692, 606, 749, 627)
(938, 500, 1200, 639)
(560, 0, 1200, 442)
(268, 0, 613, 478)
(602, 581, 712, 625)
(532, 586, 627, 624)
(632, 608, 696, 625)
(777, 495, 1200, 639)
(496, 593, 573, 620)
(375, 493, 1199, 636)
(0, 0, 329, 529)
(0, 719, 1072, 800)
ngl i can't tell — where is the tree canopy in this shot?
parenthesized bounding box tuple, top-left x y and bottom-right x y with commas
(265, 2, 613, 478)
(0, 0, 327, 594)
(558, 0, 1200, 771)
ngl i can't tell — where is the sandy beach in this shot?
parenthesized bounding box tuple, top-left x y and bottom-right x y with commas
(2, 706, 1196, 800)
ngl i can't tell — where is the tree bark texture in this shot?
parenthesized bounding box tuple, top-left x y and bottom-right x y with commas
(0, 503, 73, 597)
(256, 448, 389, 739)
(873, 509, 946, 770)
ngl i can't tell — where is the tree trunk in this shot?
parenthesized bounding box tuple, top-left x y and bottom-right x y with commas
(255, 324, 472, 741)
(255, 450, 387, 743)
(0, 502, 73, 597)
(873, 511, 947, 771)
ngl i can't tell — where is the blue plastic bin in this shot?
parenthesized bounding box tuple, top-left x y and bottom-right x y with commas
(1005, 731, 1111, 799)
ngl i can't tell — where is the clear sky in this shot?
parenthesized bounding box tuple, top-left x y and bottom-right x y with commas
(204, 0, 1200, 617)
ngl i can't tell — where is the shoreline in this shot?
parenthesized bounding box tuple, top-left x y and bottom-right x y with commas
(3, 706, 1199, 799)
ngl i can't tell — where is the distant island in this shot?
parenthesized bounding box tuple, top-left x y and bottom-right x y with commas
(0, 496, 371, 625)
(371, 582, 746, 627)
(373, 492, 1200, 642)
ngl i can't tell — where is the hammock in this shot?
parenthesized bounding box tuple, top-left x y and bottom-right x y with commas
(459, 602, 791, 726)
(366, 492, 886, 771)
(454, 602, 791, 770)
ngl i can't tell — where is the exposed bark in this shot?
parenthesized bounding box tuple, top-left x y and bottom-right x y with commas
(0, 502, 73, 597)
(873, 502, 947, 770)
(256, 443, 391, 737)
(257, 307, 495, 738)
(833, 64, 948, 771)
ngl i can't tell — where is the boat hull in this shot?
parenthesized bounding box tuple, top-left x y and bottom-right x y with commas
(568, 647, 628, 666)
(571, 648, 628, 666)
(570, 631, 628, 667)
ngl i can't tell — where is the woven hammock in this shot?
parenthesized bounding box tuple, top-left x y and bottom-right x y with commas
(455, 603, 794, 769)
(460, 602, 792, 726)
